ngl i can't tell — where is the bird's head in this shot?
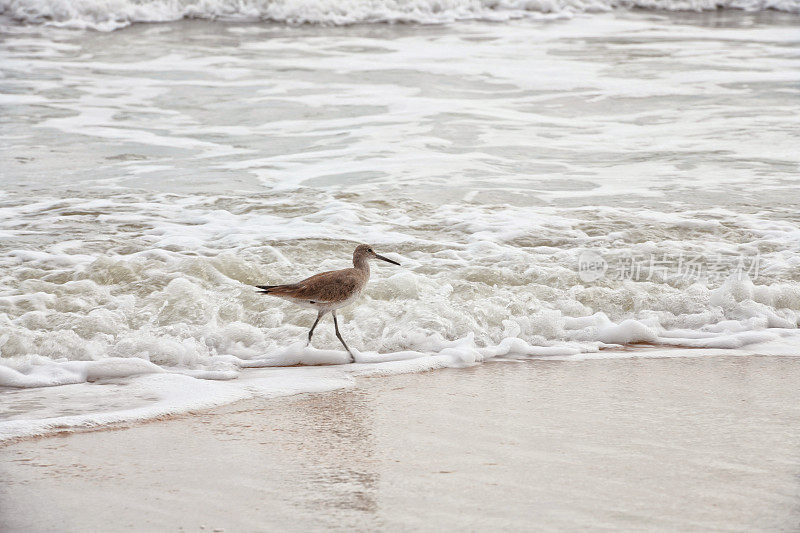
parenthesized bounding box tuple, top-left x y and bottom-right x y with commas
(353, 244, 400, 266)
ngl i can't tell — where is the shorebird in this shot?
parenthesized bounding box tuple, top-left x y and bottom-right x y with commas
(256, 244, 400, 362)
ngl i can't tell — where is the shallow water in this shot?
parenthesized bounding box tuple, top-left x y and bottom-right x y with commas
(1, 9, 799, 438)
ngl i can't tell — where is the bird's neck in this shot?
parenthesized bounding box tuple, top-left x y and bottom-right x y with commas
(353, 256, 370, 277)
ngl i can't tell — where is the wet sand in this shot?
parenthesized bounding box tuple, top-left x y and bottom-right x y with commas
(2, 355, 800, 532)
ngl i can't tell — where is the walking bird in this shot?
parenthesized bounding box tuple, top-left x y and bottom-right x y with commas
(256, 244, 401, 362)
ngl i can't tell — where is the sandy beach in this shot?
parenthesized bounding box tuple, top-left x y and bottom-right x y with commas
(2, 355, 799, 532)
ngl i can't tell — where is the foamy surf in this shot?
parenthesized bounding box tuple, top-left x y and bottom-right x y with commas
(1, 194, 799, 441)
(1, 0, 799, 31)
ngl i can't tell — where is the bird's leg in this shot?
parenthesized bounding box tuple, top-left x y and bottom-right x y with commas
(307, 311, 324, 347)
(332, 311, 354, 362)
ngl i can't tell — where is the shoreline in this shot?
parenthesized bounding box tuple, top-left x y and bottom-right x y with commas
(2, 342, 799, 445)
(3, 340, 799, 446)
(2, 354, 799, 531)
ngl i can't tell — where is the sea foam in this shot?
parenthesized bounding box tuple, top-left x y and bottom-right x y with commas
(2, 193, 799, 441)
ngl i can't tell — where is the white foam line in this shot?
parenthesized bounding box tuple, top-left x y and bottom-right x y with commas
(0, 368, 354, 442)
(4, 336, 799, 443)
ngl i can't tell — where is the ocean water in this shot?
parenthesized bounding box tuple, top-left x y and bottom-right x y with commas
(1, 1, 799, 440)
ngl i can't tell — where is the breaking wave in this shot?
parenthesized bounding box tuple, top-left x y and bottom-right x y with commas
(1, 0, 799, 31)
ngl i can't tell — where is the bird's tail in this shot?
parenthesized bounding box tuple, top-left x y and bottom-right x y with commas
(255, 284, 278, 294)
(255, 284, 295, 295)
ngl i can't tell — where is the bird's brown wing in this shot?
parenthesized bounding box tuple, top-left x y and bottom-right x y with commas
(291, 269, 361, 302)
(259, 268, 361, 303)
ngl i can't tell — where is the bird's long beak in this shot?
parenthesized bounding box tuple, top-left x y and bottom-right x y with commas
(375, 254, 400, 266)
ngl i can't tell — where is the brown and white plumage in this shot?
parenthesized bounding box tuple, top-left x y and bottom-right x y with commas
(256, 244, 400, 361)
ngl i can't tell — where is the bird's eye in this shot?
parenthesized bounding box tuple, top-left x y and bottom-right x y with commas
(368, 248, 373, 252)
